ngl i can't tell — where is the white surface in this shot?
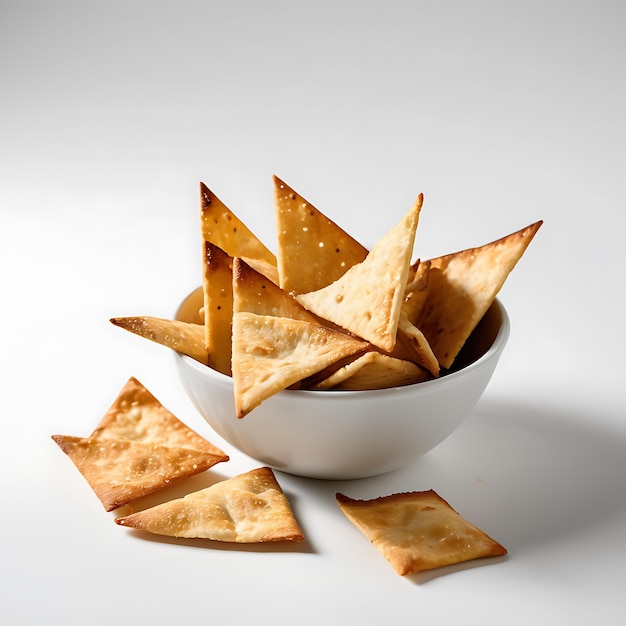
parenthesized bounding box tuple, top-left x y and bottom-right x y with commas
(1, 1, 624, 624)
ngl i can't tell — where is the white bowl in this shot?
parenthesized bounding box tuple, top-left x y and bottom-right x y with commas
(174, 290, 510, 480)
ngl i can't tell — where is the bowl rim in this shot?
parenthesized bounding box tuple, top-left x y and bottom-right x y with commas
(174, 298, 510, 401)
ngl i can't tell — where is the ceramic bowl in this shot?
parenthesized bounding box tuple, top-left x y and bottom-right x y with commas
(174, 288, 510, 480)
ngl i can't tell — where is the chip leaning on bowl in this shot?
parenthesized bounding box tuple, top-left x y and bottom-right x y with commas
(110, 176, 541, 479)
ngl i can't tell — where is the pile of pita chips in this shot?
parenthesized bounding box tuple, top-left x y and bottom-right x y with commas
(336, 490, 507, 576)
(52, 377, 229, 511)
(115, 466, 304, 543)
(110, 177, 542, 418)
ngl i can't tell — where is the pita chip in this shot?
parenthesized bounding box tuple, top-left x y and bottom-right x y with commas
(401, 259, 431, 325)
(202, 241, 234, 375)
(312, 351, 430, 390)
(200, 182, 278, 283)
(336, 490, 507, 576)
(52, 377, 228, 511)
(52, 435, 226, 513)
(232, 312, 369, 417)
(233, 256, 318, 323)
(296, 195, 422, 353)
(115, 466, 304, 543)
(419, 221, 542, 369)
(90, 377, 226, 458)
(273, 175, 368, 295)
(110, 316, 208, 365)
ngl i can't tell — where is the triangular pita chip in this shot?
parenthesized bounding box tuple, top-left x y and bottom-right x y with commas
(110, 316, 208, 364)
(200, 182, 278, 283)
(232, 312, 369, 417)
(419, 221, 542, 369)
(233, 257, 318, 322)
(296, 195, 422, 353)
(312, 351, 430, 390)
(115, 466, 304, 543)
(52, 435, 226, 512)
(90, 377, 226, 457)
(273, 175, 368, 295)
(202, 241, 234, 375)
(401, 259, 431, 325)
(336, 490, 507, 576)
(52, 377, 228, 511)
(396, 317, 440, 377)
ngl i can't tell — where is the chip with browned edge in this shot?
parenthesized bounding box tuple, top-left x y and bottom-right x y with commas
(115, 466, 304, 543)
(419, 221, 542, 369)
(233, 256, 318, 322)
(200, 182, 278, 283)
(52, 377, 228, 511)
(296, 196, 422, 353)
(110, 316, 208, 365)
(312, 351, 430, 390)
(273, 175, 368, 295)
(336, 490, 507, 576)
(202, 241, 234, 375)
(231, 312, 369, 418)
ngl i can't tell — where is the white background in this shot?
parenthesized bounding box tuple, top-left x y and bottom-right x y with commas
(1, 1, 625, 624)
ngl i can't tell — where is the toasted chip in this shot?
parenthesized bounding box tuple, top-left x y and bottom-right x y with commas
(200, 182, 278, 283)
(110, 316, 208, 364)
(90, 377, 226, 458)
(396, 317, 440, 377)
(52, 436, 226, 512)
(115, 466, 304, 542)
(274, 175, 368, 295)
(232, 312, 369, 417)
(233, 257, 318, 322)
(336, 490, 507, 576)
(419, 221, 542, 369)
(52, 377, 228, 511)
(296, 196, 422, 353)
(202, 242, 234, 375)
(312, 351, 430, 390)
(401, 259, 431, 325)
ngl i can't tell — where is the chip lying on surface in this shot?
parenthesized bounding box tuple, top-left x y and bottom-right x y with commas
(336, 490, 507, 576)
(115, 466, 304, 543)
(52, 377, 229, 511)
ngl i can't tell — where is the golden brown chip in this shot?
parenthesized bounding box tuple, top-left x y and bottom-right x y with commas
(90, 377, 226, 458)
(401, 259, 431, 325)
(52, 435, 226, 512)
(273, 175, 368, 295)
(202, 241, 234, 375)
(419, 221, 542, 369)
(296, 195, 422, 353)
(232, 257, 318, 322)
(312, 351, 430, 390)
(110, 316, 208, 365)
(52, 377, 228, 511)
(200, 182, 278, 283)
(396, 317, 440, 377)
(336, 490, 507, 576)
(231, 312, 369, 417)
(115, 466, 304, 543)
